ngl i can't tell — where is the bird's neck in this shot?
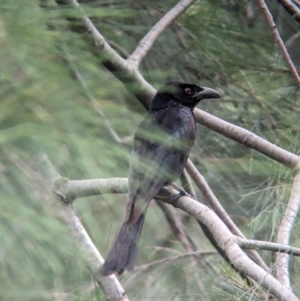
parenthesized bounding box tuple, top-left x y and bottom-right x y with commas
(150, 93, 179, 112)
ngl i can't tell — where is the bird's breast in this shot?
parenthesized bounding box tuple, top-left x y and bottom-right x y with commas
(152, 105, 196, 149)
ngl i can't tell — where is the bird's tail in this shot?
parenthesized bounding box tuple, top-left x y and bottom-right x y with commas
(100, 213, 145, 276)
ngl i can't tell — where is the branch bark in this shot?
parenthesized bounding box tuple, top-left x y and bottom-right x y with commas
(185, 159, 270, 272)
(238, 237, 300, 256)
(163, 189, 299, 301)
(127, 0, 197, 67)
(257, 0, 300, 87)
(276, 170, 300, 287)
(61, 0, 300, 293)
(193, 109, 300, 169)
(67, 0, 300, 169)
(277, 0, 300, 24)
(37, 156, 129, 301)
(68, 0, 155, 107)
(67, 0, 300, 170)
(52, 175, 300, 301)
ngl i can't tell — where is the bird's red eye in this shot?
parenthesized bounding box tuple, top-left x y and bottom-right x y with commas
(184, 87, 192, 95)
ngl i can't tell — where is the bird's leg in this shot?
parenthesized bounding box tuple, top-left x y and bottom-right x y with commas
(170, 190, 185, 208)
(171, 183, 194, 198)
(170, 183, 190, 207)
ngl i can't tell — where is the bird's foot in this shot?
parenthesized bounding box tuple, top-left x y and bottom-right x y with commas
(170, 185, 188, 207)
(172, 183, 194, 197)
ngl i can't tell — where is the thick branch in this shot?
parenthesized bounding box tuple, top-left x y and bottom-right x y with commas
(67, 0, 300, 170)
(185, 159, 269, 272)
(68, 0, 155, 107)
(257, 0, 300, 87)
(55, 176, 300, 301)
(128, 0, 197, 67)
(54, 178, 128, 201)
(193, 109, 300, 169)
(276, 170, 300, 287)
(37, 156, 129, 301)
(277, 0, 300, 24)
(165, 191, 299, 301)
(52, 176, 300, 257)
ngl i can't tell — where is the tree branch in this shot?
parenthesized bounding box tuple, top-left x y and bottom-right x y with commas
(67, 0, 300, 170)
(37, 155, 129, 301)
(277, 0, 300, 24)
(70, 0, 300, 168)
(54, 177, 128, 202)
(276, 170, 300, 287)
(60, 2, 300, 294)
(193, 109, 300, 169)
(51, 176, 300, 257)
(185, 159, 270, 272)
(238, 237, 300, 256)
(155, 200, 194, 252)
(52, 175, 300, 301)
(166, 190, 299, 301)
(129, 250, 217, 273)
(127, 0, 197, 67)
(257, 0, 300, 87)
(68, 0, 155, 107)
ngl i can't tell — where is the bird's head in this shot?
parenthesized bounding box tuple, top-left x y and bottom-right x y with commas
(151, 81, 220, 111)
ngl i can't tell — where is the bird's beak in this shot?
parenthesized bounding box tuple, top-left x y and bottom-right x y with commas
(195, 87, 220, 100)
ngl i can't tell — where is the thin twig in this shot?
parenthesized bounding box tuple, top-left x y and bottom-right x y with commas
(276, 170, 300, 287)
(238, 237, 300, 256)
(285, 32, 300, 49)
(128, 0, 197, 67)
(155, 200, 212, 297)
(106, 39, 131, 58)
(63, 45, 132, 145)
(181, 168, 197, 198)
(133, 250, 217, 273)
(257, 0, 300, 87)
(155, 201, 194, 252)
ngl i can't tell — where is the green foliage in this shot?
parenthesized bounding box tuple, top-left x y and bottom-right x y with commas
(1, 0, 299, 299)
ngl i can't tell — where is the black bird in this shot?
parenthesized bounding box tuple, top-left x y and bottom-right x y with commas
(101, 81, 220, 276)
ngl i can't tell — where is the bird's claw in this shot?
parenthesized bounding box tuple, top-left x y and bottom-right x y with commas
(170, 188, 187, 207)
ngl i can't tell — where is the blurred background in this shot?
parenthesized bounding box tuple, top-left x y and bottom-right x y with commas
(1, 0, 300, 300)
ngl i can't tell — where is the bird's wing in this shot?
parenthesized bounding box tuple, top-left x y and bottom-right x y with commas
(126, 106, 195, 223)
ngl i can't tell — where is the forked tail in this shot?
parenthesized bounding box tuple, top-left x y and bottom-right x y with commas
(100, 214, 145, 276)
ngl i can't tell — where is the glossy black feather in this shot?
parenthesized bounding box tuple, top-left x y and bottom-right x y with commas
(100, 81, 220, 276)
